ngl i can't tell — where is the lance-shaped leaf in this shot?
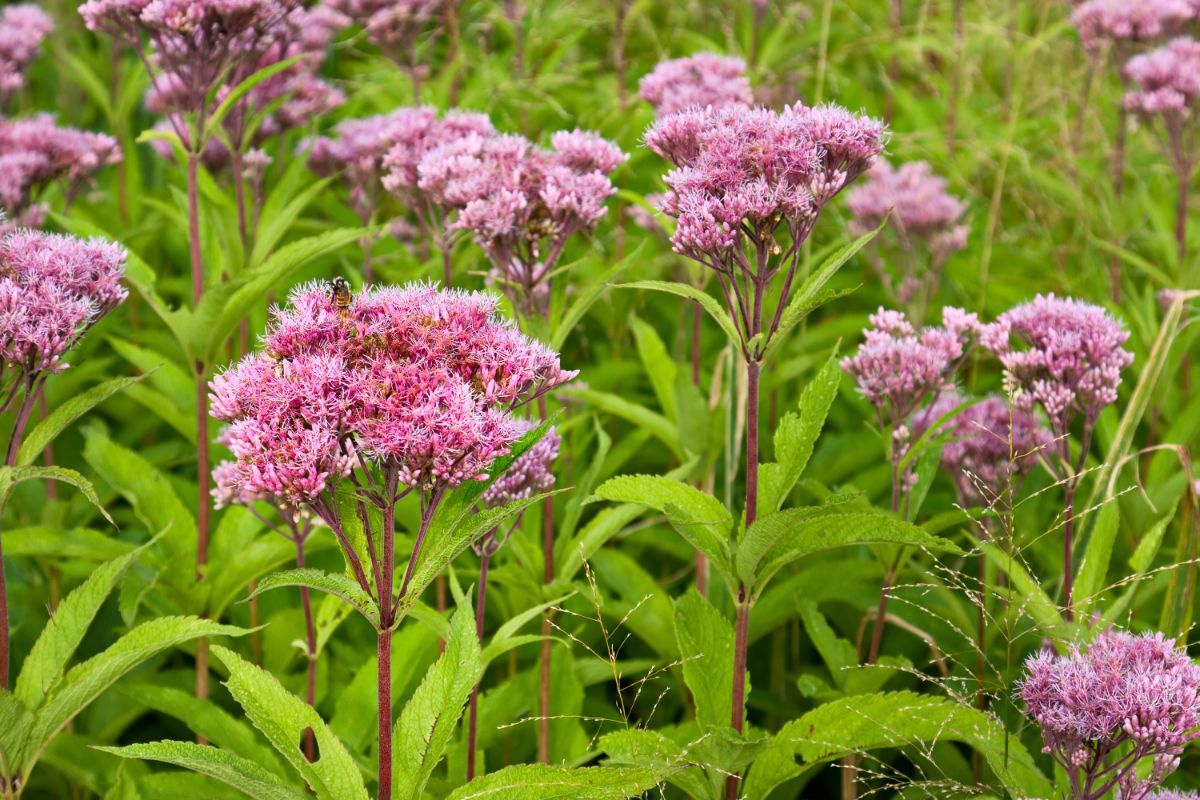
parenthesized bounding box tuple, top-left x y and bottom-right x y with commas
(250, 568, 379, 629)
(614, 280, 745, 353)
(0, 466, 114, 527)
(674, 591, 736, 730)
(444, 764, 669, 800)
(589, 475, 735, 592)
(212, 645, 369, 800)
(741, 511, 962, 597)
(393, 600, 482, 799)
(97, 741, 307, 800)
(16, 375, 144, 467)
(14, 545, 147, 709)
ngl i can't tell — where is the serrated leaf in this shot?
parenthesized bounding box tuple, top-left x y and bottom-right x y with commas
(16, 375, 144, 467)
(15, 546, 145, 709)
(615, 280, 744, 352)
(393, 600, 482, 798)
(250, 568, 379, 629)
(97, 741, 307, 800)
(444, 764, 667, 800)
(629, 316, 678, 421)
(674, 591, 735, 730)
(561, 387, 683, 458)
(212, 645, 369, 800)
(589, 475, 735, 591)
(0, 466, 114, 527)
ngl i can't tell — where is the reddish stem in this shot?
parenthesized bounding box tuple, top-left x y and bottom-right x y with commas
(537, 393, 554, 763)
(297, 535, 317, 762)
(466, 550, 491, 781)
(1, 379, 42, 689)
(377, 626, 393, 800)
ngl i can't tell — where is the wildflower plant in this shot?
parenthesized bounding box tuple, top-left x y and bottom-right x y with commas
(210, 280, 572, 799)
(0, 4, 53, 105)
(1019, 630, 1200, 800)
(637, 52, 754, 117)
(982, 293, 1133, 618)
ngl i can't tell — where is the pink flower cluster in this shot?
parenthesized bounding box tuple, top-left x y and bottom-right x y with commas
(417, 128, 626, 311)
(0, 229, 128, 377)
(980, 294, 1133, 432)
(637, 53, 753, 117)
(380, 106, 495, 198)
(1071, 0, 1194, 51)
(0, 4, 53, 101)
(645, 104, 885, 263)
(0, 115, 121, 230)
(1124, 36, 1200, 116)
(481, 421, 559, 509)
(916, 392, 1048, 506)
(211, 281, 575, 506)
(327, 0, 443, 53)
(1150, 791, 1200, 799)
(846, 159, 969, 263)
(1020, 630, 1200, 799)
(841, 306, 979, 425)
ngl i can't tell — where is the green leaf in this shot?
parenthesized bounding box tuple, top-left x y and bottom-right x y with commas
(202, 54, 306, 142)
(796, 600, 856, 692)
(589, 475, 735, 591)
(482, 594, 571, 664)
(15, 546, 145, 709)
(758, 350, 841, 513)
(629, 316, 678, 421)
(97, 741, 307, 800)
(0, 466, 115, 527)
(22, 618, 247, 776)
(443, 764, 667, 800)
(16, 375, 144, 467)
(982, 542, 1074, 641)
(549, 248, 638, 351)
(561, 387, 682, 458)
(785, 691, 1053, 798)
(598, 730, 710, 800)
(250, 568, 379, 629)
(212, 645, 369, 800)
(673, 591, 735, 730)
(762, 220, 884, 361)
(0, 690, 32, 777)
(393, 599, 482, 799)
(203, 227, 366, 361)
(615, 280, 744, 352)
(744, 511, 962, 597)
(1074, 500, 1119, 615)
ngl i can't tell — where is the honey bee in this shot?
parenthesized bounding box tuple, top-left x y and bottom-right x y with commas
(331, 277, 352, 321)
(266, 347, 287, 378)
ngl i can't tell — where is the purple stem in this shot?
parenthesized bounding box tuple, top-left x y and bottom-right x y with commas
(466, 547, 491, 781)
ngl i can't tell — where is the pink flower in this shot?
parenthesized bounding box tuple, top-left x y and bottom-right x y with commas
(211, 280, 575, 504)
(481, 421, 559, 508)
(638, 53, 753, 117)
(329, 0, 443, 52)
(1019, 630, 1200, 798)
(841, 306, 978, 425)
(0, 4, 53, 100)
(1125, 37, 1200, 116)
(0, 115, 121, 222)
(0, 229, 128, 376)
(846, 159, 969, 260)
(380, 107, 496, 196)
(1071, 0, 1193, 51)
(981, 294, 1133, 431)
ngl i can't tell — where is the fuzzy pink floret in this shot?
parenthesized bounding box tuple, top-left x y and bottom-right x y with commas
(638, 52, 753, 117)
(1019, 630, 1200, 798)
(211, 281, 575, 506)
(481, 420, 559, 508)
(846, 159, 969, 257)
(0, 4, 53, 98)
(1071, 0, 1193, 51)
(0, 229, 128, 375)
(981, 294, 1133, 430)
(1125, 36, 1200, 115)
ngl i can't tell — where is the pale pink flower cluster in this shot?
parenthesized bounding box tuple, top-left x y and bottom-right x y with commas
(327, 0, 443, 52)
(1019, 630, 1200, 800)
(915, 392, 1049, 506)
(481, 421, 559, 508)
(1071, 0, 1194, 51)
(0, 4, 53, 101)
(0, 115, 121, 230)
(1149, 790, 1200, 799)
(637, 53, 753, 117)
(980, 294, 1133, 432)
(1124, 36, 1200, 116)
(380, 106, 496, 198)
(847, 160, 969, 263)
(645, 104, 885, 264)
(841, 306, 979, 425)
(211, 281, 575, 506)
(418, 128, 626, 312)
(0, 229, 128, 377)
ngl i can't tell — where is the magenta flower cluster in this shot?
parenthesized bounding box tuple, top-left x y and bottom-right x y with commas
(211, 281, 575, 507)
(841, 306, 979, 425)
(1124, 36, 1200, 116)
(645, 104, 885, 265)
(980, 293, 1133, 432)
(417, 127, 626, 311)
(1071, 0, 1194, 51)
(481, 421, 560, 509)
(0, 229, 128, 377)
(0, 4, 53, 101)
(1019, 630, 1200, 800)
(0, 115, 121, 230)
(916, 392, 1048, 506)
(637, 52, 753, 117)
(846, 160, 969, 262)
